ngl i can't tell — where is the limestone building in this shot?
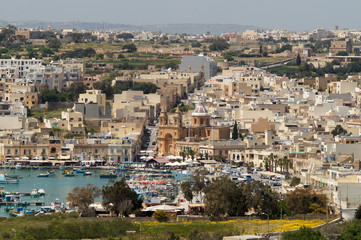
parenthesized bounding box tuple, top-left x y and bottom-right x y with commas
(158, 101, 230, 155)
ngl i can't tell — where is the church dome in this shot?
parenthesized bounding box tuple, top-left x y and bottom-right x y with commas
(192, 101, 210, 117)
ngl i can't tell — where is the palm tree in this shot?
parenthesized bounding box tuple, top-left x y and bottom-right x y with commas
(40, 151, 46, 160)
(205, 152, 209, 160)
(180, 152, 186, 161)
(281, 156, 290, 173)
(189, 149, 196, 160)
(266, 153, 276, 172)
(274, 156, 279, 172)
(198, 152, 204, 160)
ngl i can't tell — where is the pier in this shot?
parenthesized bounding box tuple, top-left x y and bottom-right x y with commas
(0, 201, 45, 206)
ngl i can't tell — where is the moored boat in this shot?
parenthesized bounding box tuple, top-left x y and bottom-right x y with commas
(0, 174, 19, 184)
(100, 171, 117, 178)
(15, 164, 22, 170)
(37, 173, 49, 178)
(30, 189, 40, 197)
(64, 171, 75, 177)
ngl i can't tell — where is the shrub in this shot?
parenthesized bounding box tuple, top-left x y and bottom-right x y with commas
(153, 210, 168, 222)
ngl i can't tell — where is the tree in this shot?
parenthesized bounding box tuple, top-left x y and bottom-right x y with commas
(286, 188, 326, 214)
(48, 38, 61, 49)
(282, 226, 327, 240)
(209, 38, 230, 51)
(280, 156, 290, 173)
(336, 51, 348, 56)
(243, 181, 280, 218)
(338, 221, 361, 240)
(265, 159, 270, 171)
(180, 151, 186, 161)
(191, 42, 202, 48)
(189, 149, 196, 160)
(224, 55, 234, 62)
(68, 82, 88, 101)
(355, 204, 361, 219)
(116, 33, 134, 40)
(259, 45, 263, 54)
(181, 181, 193, 203)
(192, 170, 207, 203)
(66, 184, 101, 215)
(296, 54, 301, 66)
(95, 81, 115, 99)
(232, 121, 238, 140)
(153, 210, 168, 222)
(266, 153, 277, 172)
(331, 125, 347, 137)
(102, 178, 143, 217)
(122, 43, 137, 52)
(204, 176, 248, 218)
(290, 177, 300, 186)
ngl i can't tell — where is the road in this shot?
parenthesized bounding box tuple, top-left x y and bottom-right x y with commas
(140, 124, 158, 157)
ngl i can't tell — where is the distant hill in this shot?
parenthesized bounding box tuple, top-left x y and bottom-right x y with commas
(0, 20, 258, 35)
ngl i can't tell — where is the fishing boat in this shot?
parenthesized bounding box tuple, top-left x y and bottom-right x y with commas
(47, 171, 55, 176)
(83, 171, 92, 176)
(15, 164, 22, 170)
(74, 168, 84, 173)
(100, 171, 117, 178)
(30, 189, 41, 197)
(38, 189, 45, 195)
(0, 174, 19, 184)
(37, 173, 49, 177)
(64, 171, 75, 177)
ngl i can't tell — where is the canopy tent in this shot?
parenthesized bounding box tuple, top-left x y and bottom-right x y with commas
(142, 204, 184, 212)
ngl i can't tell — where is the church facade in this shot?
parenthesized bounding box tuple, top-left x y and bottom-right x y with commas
(158, 102, 230, 156)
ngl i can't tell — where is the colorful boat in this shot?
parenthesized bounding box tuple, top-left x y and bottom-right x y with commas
(100, 171, 117, 178)
(64, 171, 75, 177)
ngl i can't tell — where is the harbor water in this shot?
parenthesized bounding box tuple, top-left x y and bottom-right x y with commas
(0, 168, 124, 217)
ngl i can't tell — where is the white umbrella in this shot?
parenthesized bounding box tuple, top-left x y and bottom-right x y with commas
(140, 156, 147, 159)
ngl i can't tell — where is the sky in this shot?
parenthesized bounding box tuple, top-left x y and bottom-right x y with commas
(1, 0, 361, 31)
